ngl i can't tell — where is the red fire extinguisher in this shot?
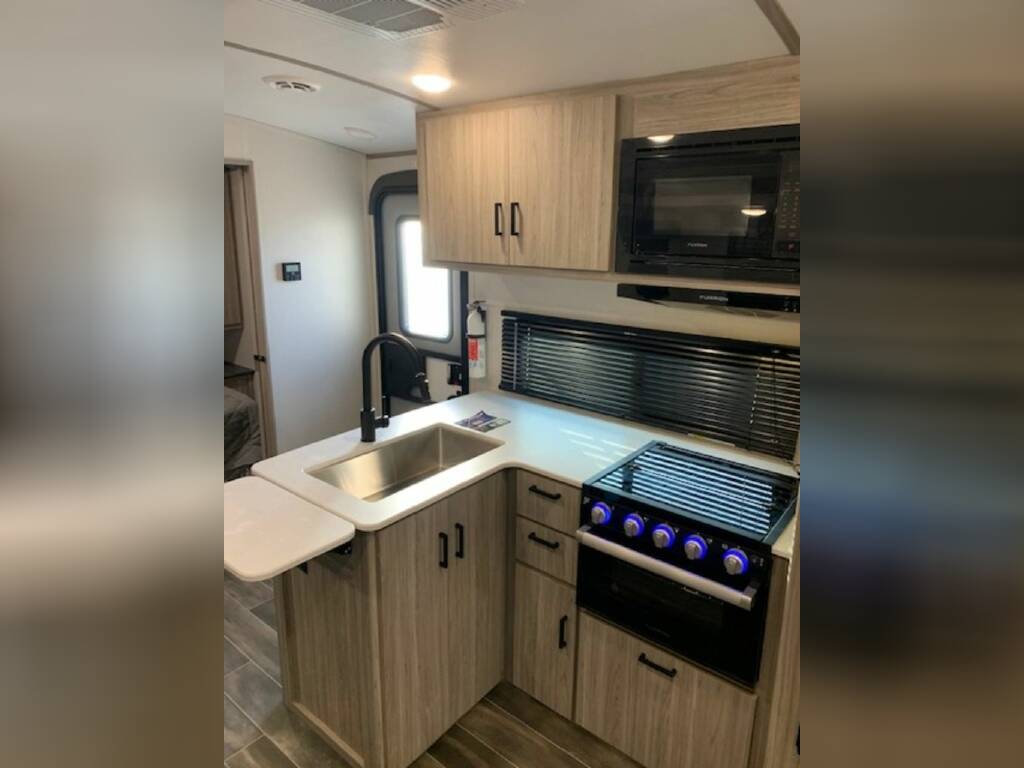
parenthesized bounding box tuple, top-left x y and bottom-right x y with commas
(467, 302, 486, 380)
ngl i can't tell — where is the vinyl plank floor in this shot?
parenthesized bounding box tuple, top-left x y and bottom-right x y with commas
(252, 598, 278, 631)
(485, 682, 642, 768)
(428, 723, 517, 768)
(225, 694, 261, 759)
(224, 661, 349, 768)
(224, 592, 281, 682)
(226, 736, 299, 768)
(225, 572, 275, 609)
(457, 699, 584, 768)
(225, 637, 249, 676)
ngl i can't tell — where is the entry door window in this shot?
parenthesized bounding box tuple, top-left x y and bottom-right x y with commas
(397, 217, 451, 341)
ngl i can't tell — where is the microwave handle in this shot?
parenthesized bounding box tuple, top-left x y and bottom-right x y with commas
(576, 526, 757, 611)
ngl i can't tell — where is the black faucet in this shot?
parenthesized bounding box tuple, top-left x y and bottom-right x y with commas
(360, 332, 431, 442)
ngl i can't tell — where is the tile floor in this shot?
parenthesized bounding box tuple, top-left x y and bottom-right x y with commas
(223, 572, 641, 768)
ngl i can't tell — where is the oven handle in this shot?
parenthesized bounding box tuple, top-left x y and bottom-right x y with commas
(575, 527, 756, 611)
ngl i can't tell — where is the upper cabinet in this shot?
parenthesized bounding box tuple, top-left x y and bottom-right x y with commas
(420, 109, 510, 267)
(419, 93, 617, 272)
(417, 55, 798, 281)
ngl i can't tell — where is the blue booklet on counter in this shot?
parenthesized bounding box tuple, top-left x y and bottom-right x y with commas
(455, 410, 510, 433)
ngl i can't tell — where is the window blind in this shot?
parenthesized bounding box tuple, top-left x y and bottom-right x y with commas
(500, 311, 800, 460)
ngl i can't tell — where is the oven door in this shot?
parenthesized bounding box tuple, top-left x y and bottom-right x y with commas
(630, 151, 782, 261)
(576, 544, 767, 687)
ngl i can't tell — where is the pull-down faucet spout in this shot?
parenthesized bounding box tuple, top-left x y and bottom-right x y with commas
(360, 332, 431, 442)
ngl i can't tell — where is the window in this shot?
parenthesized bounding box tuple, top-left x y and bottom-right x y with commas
(398, 217, 451, 341)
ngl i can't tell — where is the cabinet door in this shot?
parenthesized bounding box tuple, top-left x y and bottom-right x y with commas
(575, 612, 756, 768)
(507, 100, 569, 267)
(376, 498, 452, 768)
(508, 95, 616, 271)
(419, 110, 509, 266)
(574, 612, 635, 756)
(447, 473, 508, 719)
(511, 564, 576, 718)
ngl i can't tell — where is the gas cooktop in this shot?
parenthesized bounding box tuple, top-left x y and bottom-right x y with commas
(586, 441, 799, 546)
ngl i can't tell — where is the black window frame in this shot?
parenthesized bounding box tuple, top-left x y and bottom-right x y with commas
(394, 214, 454, 344)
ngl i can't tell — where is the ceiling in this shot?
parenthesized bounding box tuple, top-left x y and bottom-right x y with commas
(224, 0, 799, 153)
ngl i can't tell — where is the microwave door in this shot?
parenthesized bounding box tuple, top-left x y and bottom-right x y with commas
(633, 155, 781, 258)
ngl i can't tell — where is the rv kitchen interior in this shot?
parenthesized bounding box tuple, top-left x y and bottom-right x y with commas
(222, 2, 801, 767)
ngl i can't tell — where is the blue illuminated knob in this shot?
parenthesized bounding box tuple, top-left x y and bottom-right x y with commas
(683, 534, 708, 561)
(590, 501, 612, 526)
(623, 513, 645, 538)
(651, 524, 676, 549)
(723, 548, 749, 576)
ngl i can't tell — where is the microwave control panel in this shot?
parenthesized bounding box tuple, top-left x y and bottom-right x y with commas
(774, 153, 800, 255)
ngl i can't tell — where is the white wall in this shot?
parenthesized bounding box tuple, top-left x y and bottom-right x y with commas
(224, 116, 374, 452)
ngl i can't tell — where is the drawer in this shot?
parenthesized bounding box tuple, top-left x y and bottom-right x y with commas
(516, 470, 581, 535)
(515, 517, 577, 585)
(575, 613, 756, 768)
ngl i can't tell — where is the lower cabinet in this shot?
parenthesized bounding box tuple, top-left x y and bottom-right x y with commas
(276, 472, 508, 768)
(511, 563, 577, 718)
(575, 612, 757, 768)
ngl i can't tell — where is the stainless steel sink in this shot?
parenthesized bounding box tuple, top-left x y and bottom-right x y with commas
(308, 425, 501, 502)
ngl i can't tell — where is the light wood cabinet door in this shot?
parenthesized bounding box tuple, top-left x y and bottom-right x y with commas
(420, 110, 509, 266)
(447, 473, 508, 719)
(508, 94, 616, 271)
(376, 498, 453, 768)
(575, 612, 756, 768)
(511, 564, 576, 718)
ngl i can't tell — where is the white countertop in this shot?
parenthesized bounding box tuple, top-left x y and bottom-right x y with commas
(224, 476, 356, 582)
(240, 391, 798, 577)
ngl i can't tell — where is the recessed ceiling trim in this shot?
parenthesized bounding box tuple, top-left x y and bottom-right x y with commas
(224, 40, 439, 110)
(752, 0, 799, 54)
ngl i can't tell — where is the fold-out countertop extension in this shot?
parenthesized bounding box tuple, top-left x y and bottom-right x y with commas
(224, 476, 355, 582)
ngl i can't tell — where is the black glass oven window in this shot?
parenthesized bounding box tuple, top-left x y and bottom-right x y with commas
(653, 175, 754, 237)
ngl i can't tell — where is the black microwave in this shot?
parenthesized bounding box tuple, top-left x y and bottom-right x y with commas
(616, 124, 800, 284)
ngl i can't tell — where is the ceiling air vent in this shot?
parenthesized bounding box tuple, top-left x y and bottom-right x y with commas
(260, 0, 524, 39)
(262, 75, 322, 92)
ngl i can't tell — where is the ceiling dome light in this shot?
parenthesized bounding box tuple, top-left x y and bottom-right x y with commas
(412, 74, 452, 93)
(741, 207, 768, 217)
(648, 135, 675, 144)
(344, 126, 377, 141)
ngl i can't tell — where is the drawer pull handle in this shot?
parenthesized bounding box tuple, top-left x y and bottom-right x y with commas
(494, 202, 503, 236)
(528, 484, 562, 502)
(439, 532, 449, 569)
(511, 201, 521, 236)
(638, 653, 677, 679)
(528, 531, 560, 550)
(455, 522, 465, 559)
(558, 615, 569, 649)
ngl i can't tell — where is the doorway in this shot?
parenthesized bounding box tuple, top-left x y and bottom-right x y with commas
(370, 171, 468, 413)
(224, 162, 277, 459)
